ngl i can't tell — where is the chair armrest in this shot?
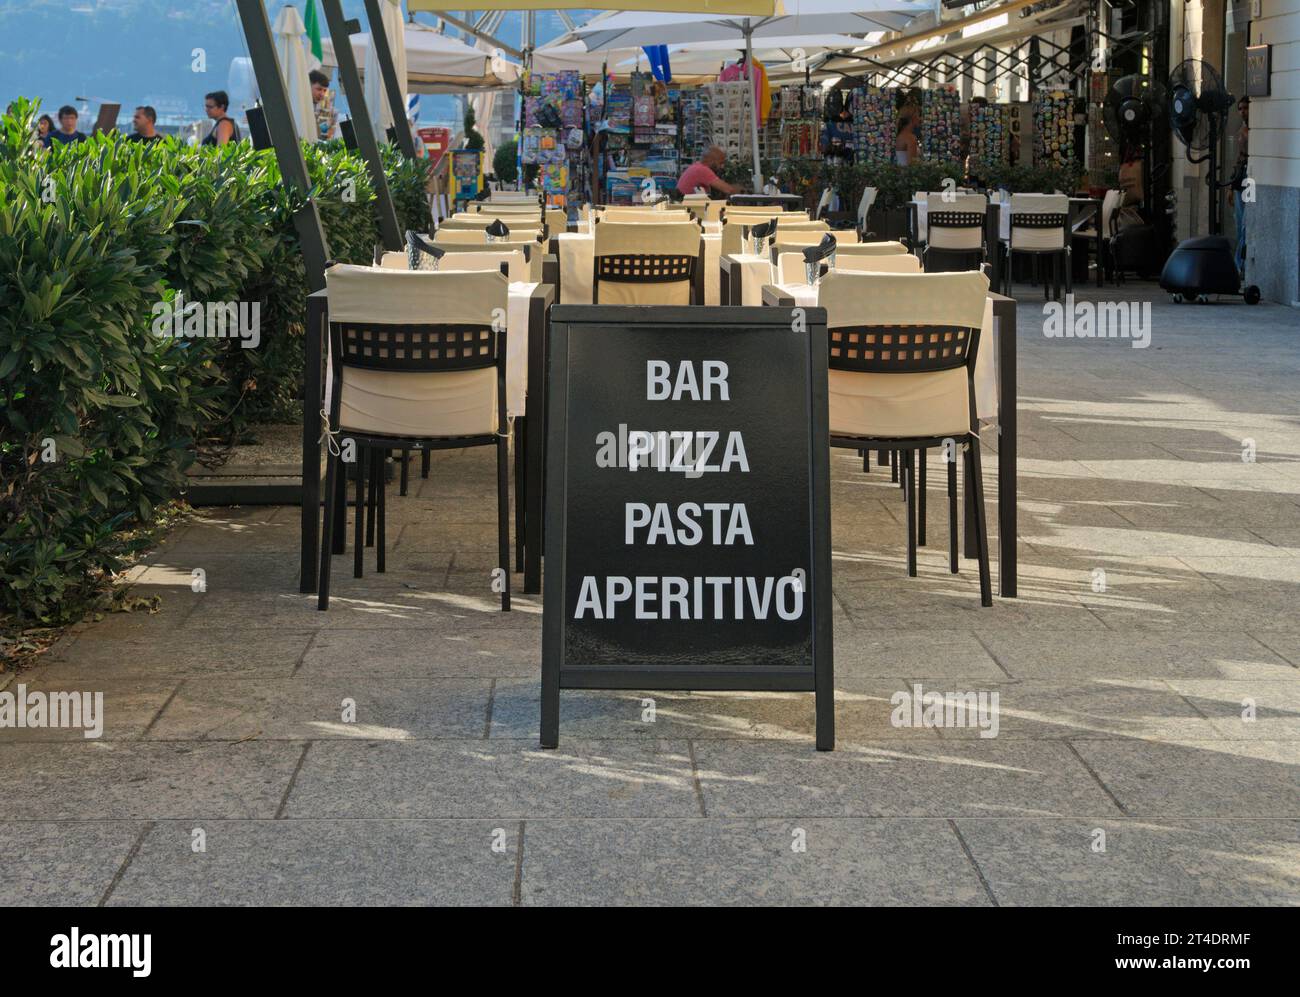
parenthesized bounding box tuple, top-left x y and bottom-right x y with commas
(761, 284, 796, 307)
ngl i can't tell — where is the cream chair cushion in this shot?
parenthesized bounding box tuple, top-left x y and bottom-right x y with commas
(440, 241, 541, 282)
(818, 270, 989, 440)
(379, 248, 526, 282)
(837, 241, 909, 256)
(325, 264, 507, 439)
(1009, 193, 1069, 250)
(925, 193, 987, 251)
(775, 250, 920, 284)
(435, 228, 489, 244)
(594, 221, 701, 305)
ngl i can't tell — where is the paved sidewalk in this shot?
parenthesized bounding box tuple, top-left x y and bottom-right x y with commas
(3, 287, 1298, 905)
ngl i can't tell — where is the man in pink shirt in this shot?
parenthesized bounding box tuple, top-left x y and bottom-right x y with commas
(676, 145, 738, 197)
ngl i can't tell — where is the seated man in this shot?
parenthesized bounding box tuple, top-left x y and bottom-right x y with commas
(676, 145, 738, 199)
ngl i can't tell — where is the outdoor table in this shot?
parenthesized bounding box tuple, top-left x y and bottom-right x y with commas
(729, 193, 805, 210)
(719, 252, 775, 306)
(300, 281, 555, 596)
(759, 281, 1018, 598)
(554, 228, 722, 305)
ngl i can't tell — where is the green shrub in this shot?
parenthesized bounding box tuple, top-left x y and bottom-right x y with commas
(0, 97, 430, 625)
(493, 140, 518, 185)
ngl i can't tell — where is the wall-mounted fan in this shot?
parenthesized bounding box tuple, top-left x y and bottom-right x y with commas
(1159, 59, 1259, 304)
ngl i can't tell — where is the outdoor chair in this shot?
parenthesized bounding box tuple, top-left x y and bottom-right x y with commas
(683, 199, 724, 225)
(856, 186, 878, 238)
(1073, 189, 1123, 285)
(592, 221, 703, 305)
(922, 193, 987, 274)
(317, 265, 512, 612)
(1000, 193, 1070, 300)
(820, 270, 993, 605)
(775, 248, 920, 284)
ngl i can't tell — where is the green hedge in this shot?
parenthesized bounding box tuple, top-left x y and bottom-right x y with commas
(0, 97, 429, 625)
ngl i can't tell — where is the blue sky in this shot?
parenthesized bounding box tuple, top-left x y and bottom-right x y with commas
(0, 2, 588, 128)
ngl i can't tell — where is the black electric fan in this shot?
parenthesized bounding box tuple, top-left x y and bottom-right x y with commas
(1158, 59, 1260, 304)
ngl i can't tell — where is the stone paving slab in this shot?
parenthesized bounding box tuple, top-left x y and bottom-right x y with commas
(692, 740, 1124, 818)
(0, 742, 304, 820)
(283, 739, 702, 819)
(0, 678, 176, 742)
(106, 819, 519, 906)
(299, 627, 538, 678)
(0, 821, 147, 906)
(954, 818, 1300, 906)
(145, 678, 494, 741)
(42, 628, 313, 680)
(972, 630, 1296, 680)
(1069, 739, 1299, 817)
(518, 818, 992, 906)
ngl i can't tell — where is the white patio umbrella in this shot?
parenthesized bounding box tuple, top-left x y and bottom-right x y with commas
(364, 0, 407, 138)
(323, 21, 521, 93)
(272, 4, 317, 143)
(570, 0, 928, 187)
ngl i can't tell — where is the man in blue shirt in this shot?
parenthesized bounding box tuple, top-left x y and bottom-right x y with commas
(47, 105, 87, 147)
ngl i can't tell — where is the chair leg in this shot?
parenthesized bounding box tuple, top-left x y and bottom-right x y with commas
(365, 450, 378, 548)
(918, 448, 927, 547)
(877, 448, 888, 471)
(862, 449, 870, 473)
(514, 421, 525, 573)
(376, 451, 386, 574)
(400, 447, 409, 496)
(965, 438, 993, 607)
(497, 436, 512, 612)
(1065, 248, 1073, 295)
(421, 449, 431, 479)
(905, 449, 917, 577)
(947, 454, 958, 574)
(332, 452, 347, 554)
(890, 449, 898, 483)
(354, 446, 365, 579)
(318, 447, 339, 610)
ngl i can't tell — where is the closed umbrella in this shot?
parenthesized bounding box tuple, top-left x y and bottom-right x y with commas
(273, 4, 317, 143)
(365, 0, 407, 139)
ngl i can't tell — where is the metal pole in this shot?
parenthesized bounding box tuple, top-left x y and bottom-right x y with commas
(320, 0, 404, 251)
(234, 0, 331, 292)
(363, 0, 417, 158)
(744, 20, 762, 191)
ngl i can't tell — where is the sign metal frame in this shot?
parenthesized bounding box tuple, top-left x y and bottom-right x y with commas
(540, 305, 835, 751)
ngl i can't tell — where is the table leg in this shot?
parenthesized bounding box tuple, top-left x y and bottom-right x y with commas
(524, 292, 548, 594)
(300, 294, 325, 594)
(994, 298, 1017, 598)
(985, 204, 1001, 291)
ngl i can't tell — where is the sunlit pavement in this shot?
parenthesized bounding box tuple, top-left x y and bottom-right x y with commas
(3, 286, 1297, 905)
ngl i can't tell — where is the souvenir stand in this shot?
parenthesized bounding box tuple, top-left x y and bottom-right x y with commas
(520, 69, 590, 211)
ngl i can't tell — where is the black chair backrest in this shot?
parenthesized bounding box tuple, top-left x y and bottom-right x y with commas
(827, 323, 980, 375)
(333, 319, 502, 374)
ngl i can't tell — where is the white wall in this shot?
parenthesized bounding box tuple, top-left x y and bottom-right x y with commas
(1249, 0, 1300, 190)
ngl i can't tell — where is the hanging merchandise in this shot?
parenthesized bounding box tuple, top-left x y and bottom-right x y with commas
(921, 85, 961, 162)
(1033, 90, 1075, 166)
(851, 87, 894, 165)
(680, 88, 712, 161)
(521, 69, 586, 206)
(968, 102, 1009, 166)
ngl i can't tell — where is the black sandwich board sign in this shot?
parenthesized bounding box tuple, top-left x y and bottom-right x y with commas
(541, 305, 835, 750)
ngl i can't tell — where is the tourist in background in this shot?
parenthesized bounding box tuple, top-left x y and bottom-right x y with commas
(36, 113, 54, 148)
(201, 91, 240, 146)
(48, 105, 87, 147)
(309, 70, 337, 141)
(127, 105, 163, 143)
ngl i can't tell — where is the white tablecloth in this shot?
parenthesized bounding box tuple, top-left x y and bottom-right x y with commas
(325, 281, 537, 423)
(556, 231, 722, 305)
(773, 282, 1000, 423)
